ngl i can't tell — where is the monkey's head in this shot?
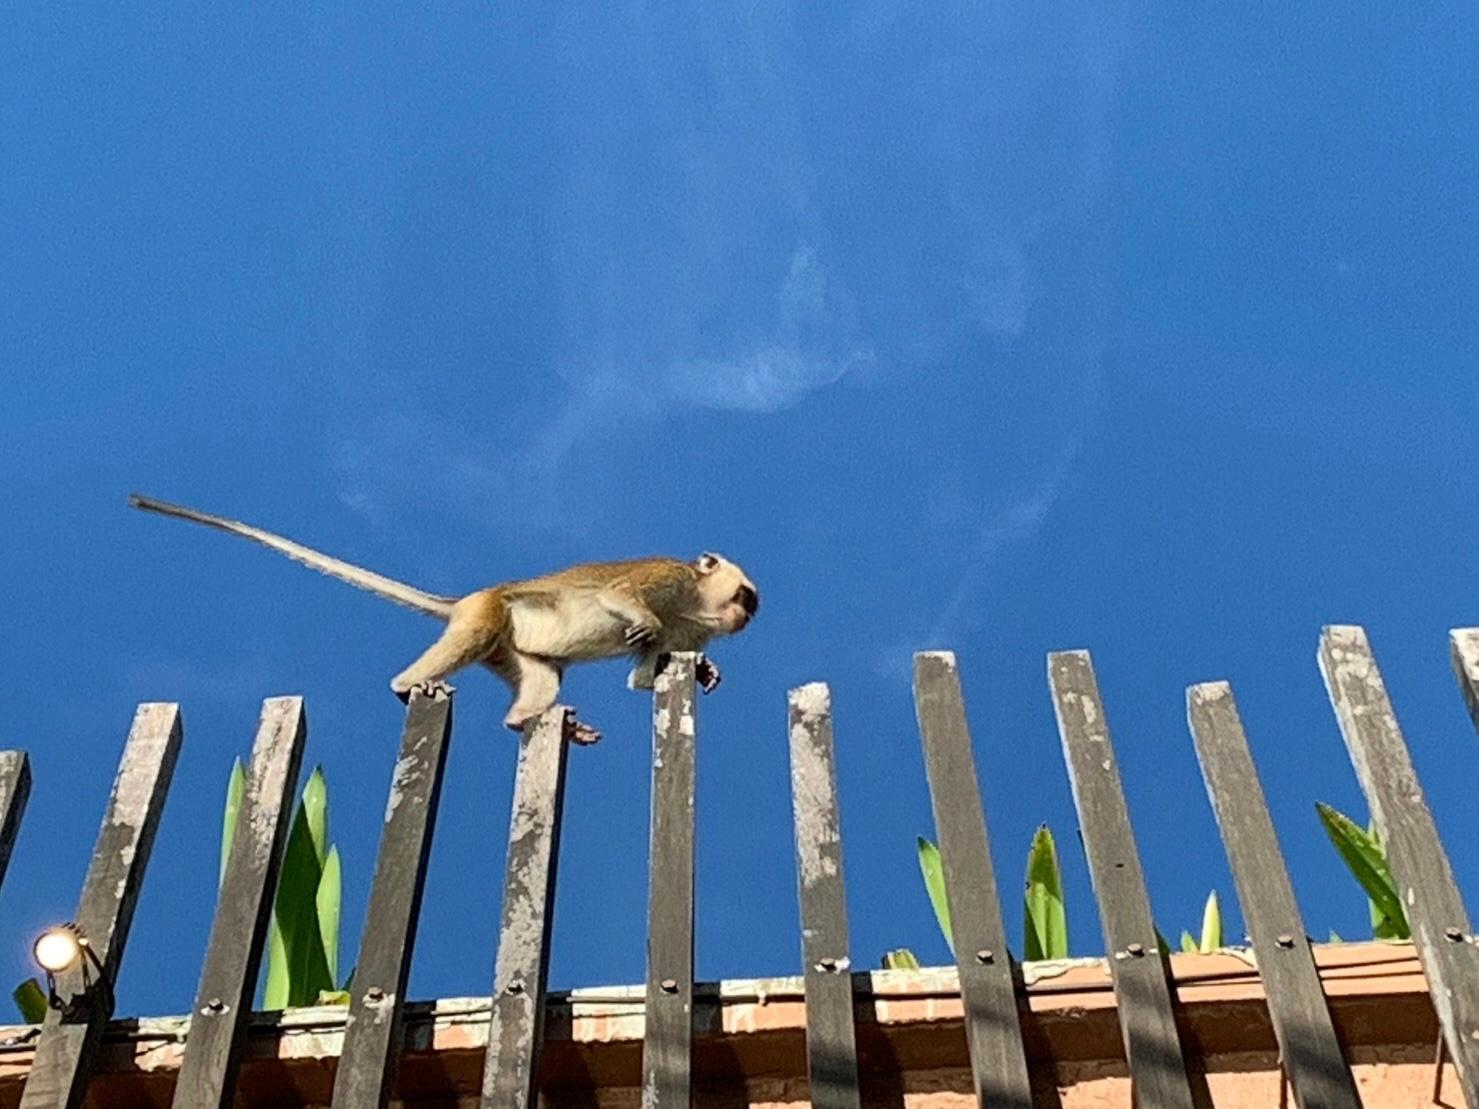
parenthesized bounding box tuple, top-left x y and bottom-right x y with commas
(693, 552, 759, 636)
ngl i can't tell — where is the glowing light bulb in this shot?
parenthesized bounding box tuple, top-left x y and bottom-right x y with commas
(33, 927, 82, 973)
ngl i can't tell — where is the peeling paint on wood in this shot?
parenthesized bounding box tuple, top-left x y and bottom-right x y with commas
(1048, 651, 1196, 1109)
(643, 653, 697, 1109)
(1187, 681, 1359, 1109)
(482, 704, 570, 1109)
(785, 682, 860, 1109)
(173, 697, 306, 1109)
(331, 687, 452, 1109)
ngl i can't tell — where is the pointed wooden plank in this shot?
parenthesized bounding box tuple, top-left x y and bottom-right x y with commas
(642, 653, 698, 1109)
(1450, 627, 1479, 735)
(481, 705, 571, 1109)
(172, 698, 308, 1109)
(1046, 652, 1195, 1109)
(0, 751, 32, 893)
(1319, 625, 1479, 1103)
(1187, 682, 1359, 1109)
(330, 686, 454, 1109)
(20, 703, 183, 1109)
(912, 652, 1032, 1108)
(787, 682, 861, 1109)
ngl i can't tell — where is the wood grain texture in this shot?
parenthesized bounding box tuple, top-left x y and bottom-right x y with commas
(787, 682, 861, 1109)
(1187, 681, 1359, 1109)
(172, 698, 307, 1109)
(642, 653, 698, 1109)
(481, 705, 570, 1109)
(21, 703, 183, 1109)
(1047, 651, 1195, 1109)
(331, 687, 453, 1109)
(912, 652, 1032, 1108)
(1319, 625, 1479, 1105)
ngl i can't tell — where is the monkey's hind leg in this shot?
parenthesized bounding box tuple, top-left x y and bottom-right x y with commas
(391, 615, 501, 701)
(502, 652, 600, 745)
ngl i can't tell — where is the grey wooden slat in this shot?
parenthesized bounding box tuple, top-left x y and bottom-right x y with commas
(173, 697, 308, 1109)
(1318, 625, 1479, 1103)
(1046, 651, 1196, 1109)
(642, 652, 698, 1109)
(330, 686, 454, 1109)
(481, 705, 571, 1109)
(1450, 627, 1479, 735)
(0, 751, 32, 893)
(912, 652, 1032, 1108)
(787, 682, 861, 1109)
(1187, 681, 1360, 1109)
(21, 702, 183, 1109)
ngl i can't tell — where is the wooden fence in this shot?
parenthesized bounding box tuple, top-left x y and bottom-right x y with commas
(3, 624, 1479, 1107)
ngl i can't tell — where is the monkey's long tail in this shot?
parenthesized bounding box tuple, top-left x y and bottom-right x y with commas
(128, 493, 457, 619)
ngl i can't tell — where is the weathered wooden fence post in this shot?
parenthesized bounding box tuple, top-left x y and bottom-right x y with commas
(330, 686, 454, 1109)
(787, 682, 861, 1109)
(20, 703, 183, 1109)
(1187, 681, 1359, 1109)
(482, 705, 572, 1109)
(912, 652, 1033, 1108)
(643, 652, 699, 1109)
(0, 751, 31, 894)
(173, 697, 308, 1109)
(1047, 651, 1196, 1109)
(1319, 625, 1479, 1104)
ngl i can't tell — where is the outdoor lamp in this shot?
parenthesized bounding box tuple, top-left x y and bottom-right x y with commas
(31, 922, 107, 1010)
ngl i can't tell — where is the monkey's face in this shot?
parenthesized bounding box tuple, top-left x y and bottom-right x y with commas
(693, 552, 759, 636)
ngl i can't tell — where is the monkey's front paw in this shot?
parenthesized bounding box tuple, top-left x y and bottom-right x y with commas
(624, 621, 659, 647)
(696, 656, 722, 694)
(564, 716, 603, 745)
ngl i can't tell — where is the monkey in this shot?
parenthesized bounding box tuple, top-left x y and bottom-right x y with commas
(126, 493, 758, 745)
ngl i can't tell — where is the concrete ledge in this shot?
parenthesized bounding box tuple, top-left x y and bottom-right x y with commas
(0, 942, 1448, 1106)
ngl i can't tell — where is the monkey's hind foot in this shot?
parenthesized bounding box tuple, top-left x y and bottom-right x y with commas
(696, 655, 722, 694)
(392, 679, 454, 705)
(564, 715, 602, 746)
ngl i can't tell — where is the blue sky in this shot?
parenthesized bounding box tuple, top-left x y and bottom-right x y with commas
(4, 3, 1478, 1016)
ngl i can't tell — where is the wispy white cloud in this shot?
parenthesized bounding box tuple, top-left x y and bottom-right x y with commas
(326, 2, 1124, 544)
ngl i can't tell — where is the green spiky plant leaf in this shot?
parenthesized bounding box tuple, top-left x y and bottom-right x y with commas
(1316, 802, 1408, 940)
(881, 948, 921, 970)
(916, 836, 953, 956)
(260, 768, 336, 1009)
(1154, 924, 1173, 954)
(219, 758, 245, 889)
(12, 979, 47, 1024)
(317, 845, 342, 986)
(1199, 890, 1222, 952)
(1023, 825, 1067, 960)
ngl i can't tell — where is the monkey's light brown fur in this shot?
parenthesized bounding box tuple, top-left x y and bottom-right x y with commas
(127, 493, 758, 744)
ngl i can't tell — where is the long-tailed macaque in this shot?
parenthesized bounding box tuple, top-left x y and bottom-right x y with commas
(128, 494, 758, 744)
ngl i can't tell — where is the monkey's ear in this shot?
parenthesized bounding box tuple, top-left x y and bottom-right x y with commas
(695, 552, 721, 574)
